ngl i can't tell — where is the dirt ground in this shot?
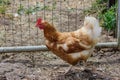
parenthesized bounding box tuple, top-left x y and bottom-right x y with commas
(0, 48, 120, 80)
(0, 0, 120, 80)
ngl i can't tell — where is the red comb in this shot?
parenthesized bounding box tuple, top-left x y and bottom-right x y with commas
(37, 18, 42, 23)
(36, 18, 42, 27)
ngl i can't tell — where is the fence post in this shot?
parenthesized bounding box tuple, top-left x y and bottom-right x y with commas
(118, 0, 120, 47)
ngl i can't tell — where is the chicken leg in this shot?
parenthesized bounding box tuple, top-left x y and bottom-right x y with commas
(64, 65, 73, 74)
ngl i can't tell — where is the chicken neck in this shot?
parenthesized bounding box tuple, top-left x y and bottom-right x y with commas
(44, 23, 59, 42)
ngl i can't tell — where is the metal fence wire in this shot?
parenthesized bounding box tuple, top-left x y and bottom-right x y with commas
(0, 0, 120, 53)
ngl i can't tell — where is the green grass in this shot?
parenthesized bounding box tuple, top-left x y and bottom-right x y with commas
(0, 0, 10, 14)
(0, 6, 6, 14)
(100, 5, 117, 31)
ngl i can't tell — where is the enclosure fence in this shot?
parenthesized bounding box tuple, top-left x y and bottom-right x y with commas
(0, 0, 120, 53)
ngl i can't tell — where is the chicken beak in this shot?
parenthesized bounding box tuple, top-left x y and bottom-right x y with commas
(42, 19, 45, 23)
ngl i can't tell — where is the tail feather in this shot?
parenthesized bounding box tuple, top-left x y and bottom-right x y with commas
(84, 16, 102, 39)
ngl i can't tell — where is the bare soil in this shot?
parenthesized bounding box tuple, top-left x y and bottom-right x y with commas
(0, 48, 120, 80)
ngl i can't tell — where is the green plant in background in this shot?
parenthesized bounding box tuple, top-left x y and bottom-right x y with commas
(96, 0, 108, 4)
(17, 2, 41, 15)
(52, 0, 57, 10)
(84, 0, 108, 14)
(17, 0, 58, 15)
(101, 5, 117, 31)
(25, 6, 35, 15)
(0, 0, 10, 6)
(0, 0, 10, 14)
(98, 0, 108, 14)
(42, 5, 51, 10)
(0, 6, 6, 14)
(84, 0, 117, 31)
(33, 2, 42, 11)
(17, 2, 53, 15)
(17, 4, 25, 15)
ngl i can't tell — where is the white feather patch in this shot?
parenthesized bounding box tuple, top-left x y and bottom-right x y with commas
(57, 43, 69, 51)
(69, 52, 81, 59)
(79, 42, 91, 49)
(69, 49, 93, 59)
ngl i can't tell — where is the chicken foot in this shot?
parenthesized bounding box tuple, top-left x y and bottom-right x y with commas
(82, 61, 96, 71)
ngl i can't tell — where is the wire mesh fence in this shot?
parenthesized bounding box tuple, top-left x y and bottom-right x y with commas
(0, 0, 119, 50)
(0, 0, 94, 47)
